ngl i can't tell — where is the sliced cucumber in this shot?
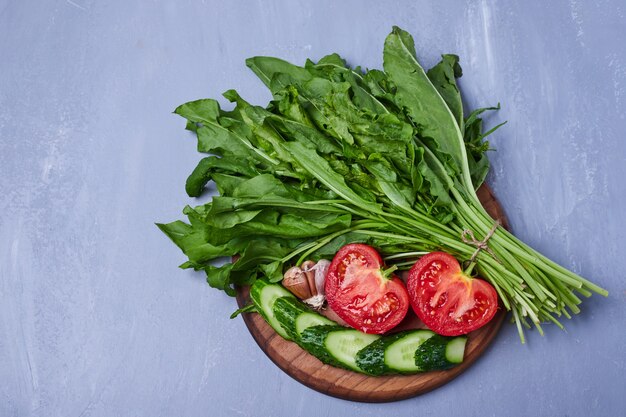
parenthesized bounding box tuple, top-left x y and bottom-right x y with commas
(296, 311, 334, 335)
(414, 334, 467, 371)
(356, 329, 435, 375)
(445, 336, 467, 363)
(300, 325, 345, 368)
(273, 297, 333, 341)
(249, 279, 295, 340)
(301, 325, 380, 372)
(250, 281, 468, 375)
(326, 329, 380, 371)
(385, 330, 437, 372)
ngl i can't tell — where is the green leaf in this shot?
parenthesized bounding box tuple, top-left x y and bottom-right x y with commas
(283, 141, 383, 213)
(225, 90, 302, 167)
(362, 69, 396, 99)
(194, 124, 252, 158)
(185, 156, 258, 197)
(362, 155, 415, 210)
(305, 56, 389, 115)
(415, 138, 454, 208)
(204, 237, 299, 295)
(232, 174, 289, 198)
(211, 173, 248, 196)
(383, 26, 474, 196)
(174, 98, 273, 162)
(246, 56, 312, 91)
(174, 99, 221, 124)
(314, 53, 348, 68)
(271, 115, 341, 155)
(185, 120, 198, 132)
(204, 199, 263, 228)
(427, 54, 464, 131)
(156, 221, 235, 269)
(231, 239, 293, 278)
(205, 264, 236, 296)
(271, 85, 316, 127)
(239, 210, 352, 240)
(259, 260, 284, 283)
(307, 232, 372, 259)
(200, 200, 351, 246)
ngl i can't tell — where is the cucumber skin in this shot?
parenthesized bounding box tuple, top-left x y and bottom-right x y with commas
(249, 279, 294, 340)
(414, 334, 467, 371)
(300, 325, 358, 372)
(248, 279, 269, 325)
(355, 330, 434, 376)
(273, 297, 310, 341)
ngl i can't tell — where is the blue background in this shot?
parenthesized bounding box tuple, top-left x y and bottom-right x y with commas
(1, 1, 625, 416)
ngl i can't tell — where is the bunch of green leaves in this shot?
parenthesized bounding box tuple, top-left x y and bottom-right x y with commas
(159, 27, 607, 341)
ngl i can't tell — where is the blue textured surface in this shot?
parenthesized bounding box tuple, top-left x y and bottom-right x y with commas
(1, 1, 625, 416)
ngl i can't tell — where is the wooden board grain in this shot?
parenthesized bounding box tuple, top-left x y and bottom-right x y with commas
(236, 184, 509, 402)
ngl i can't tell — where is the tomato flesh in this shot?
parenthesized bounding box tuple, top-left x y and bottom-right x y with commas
(406, 252, 498, 336)
(325, 244, 409, 334)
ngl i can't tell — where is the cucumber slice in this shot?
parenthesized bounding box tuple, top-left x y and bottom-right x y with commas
(296, 312, 334, 336)
(326, 330, 380, 371)
(414, 334, 467, 371)
(249, 279, 295, 340)
(445, 336, 467, 363)
(356, 330, 435, 375)
(301, 325, 380, 372)
(273, 297, 333, 341)
(385, 330, 436, 372)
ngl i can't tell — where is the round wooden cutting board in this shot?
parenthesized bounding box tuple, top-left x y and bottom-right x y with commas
(235, 185, 509, 403)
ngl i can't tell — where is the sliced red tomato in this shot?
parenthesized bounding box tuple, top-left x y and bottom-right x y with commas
(406, 252, 498, 336)
(325, 244, 409, 334)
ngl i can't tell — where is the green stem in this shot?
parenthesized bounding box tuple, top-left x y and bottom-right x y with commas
(381, 264, 399, 279)
(463, 261, 476, 276)
(466, 204, 597, 291)
(384, 251, 428, 260)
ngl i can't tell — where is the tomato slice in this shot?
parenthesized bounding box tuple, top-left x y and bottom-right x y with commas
(406, 252, 498, 336)
(325, 244, 409, 334)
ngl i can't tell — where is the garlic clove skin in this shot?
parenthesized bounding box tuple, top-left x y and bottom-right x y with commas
(303, 259, 330, 310)
(282, 266, 313, 300)
(312, 259, 330, 297)
(304, 294, 326, 310)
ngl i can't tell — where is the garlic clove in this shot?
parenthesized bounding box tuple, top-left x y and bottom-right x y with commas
(282, 266, 313, 300)
(301, 260, 318, 298)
